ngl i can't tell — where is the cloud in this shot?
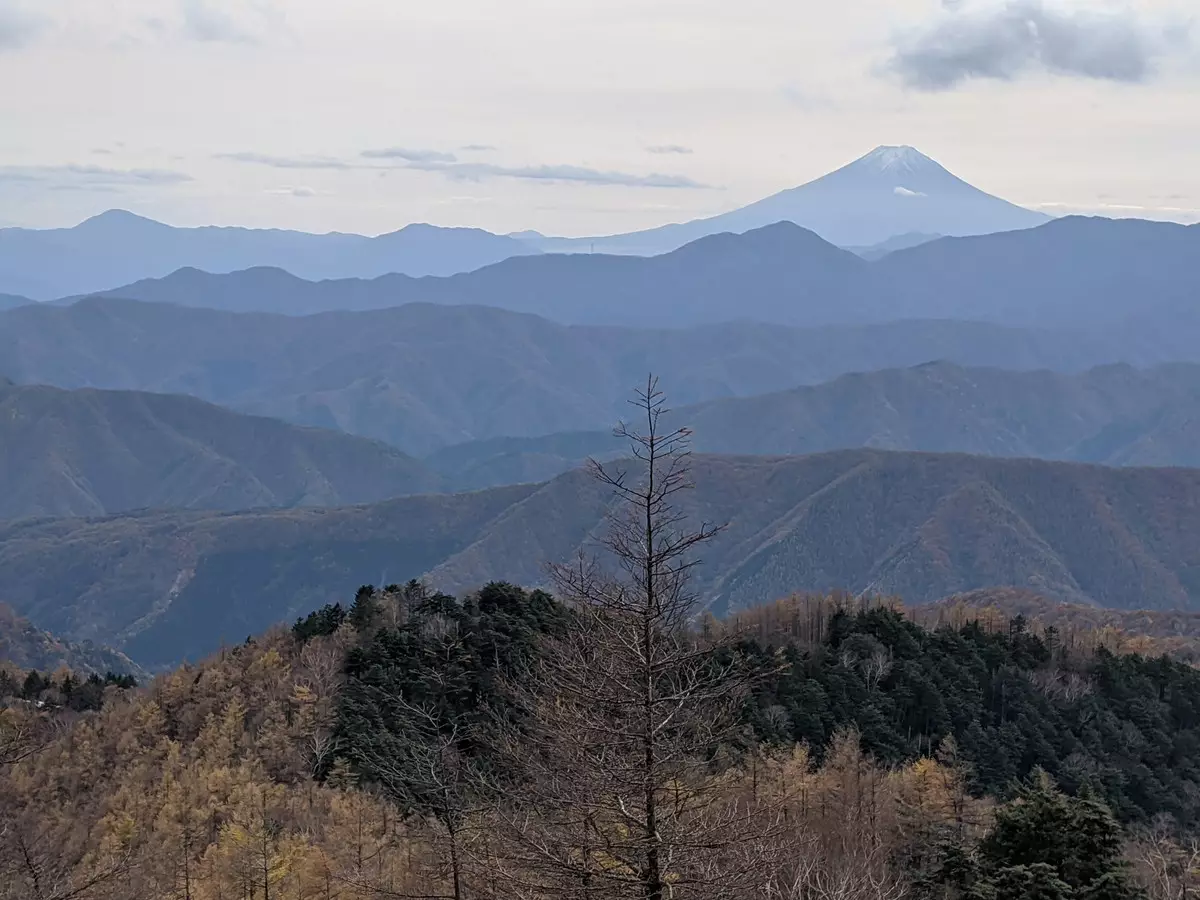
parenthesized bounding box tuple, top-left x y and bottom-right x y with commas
(460, 144, 496, 152)
(0, 164, 193, 189)
(0, 2, 44, 51)
(417, 161, 711, 188)
(219, 149, 711, 189)
(886, 0, 1190, 90)
(360, 147, 458, 163)
(264, 185, 322, 198)
(215, 152, 351, 170)
(646, 144, 694, 155)
(180, 0, 279, 44)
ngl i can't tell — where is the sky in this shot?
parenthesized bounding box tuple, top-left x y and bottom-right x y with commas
(0, 0, 1197, 236)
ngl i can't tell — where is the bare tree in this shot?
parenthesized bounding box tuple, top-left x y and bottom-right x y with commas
(1130, 817, 1200, 900)
(478, 377, 789, 900)
(0, 705, 47, 769)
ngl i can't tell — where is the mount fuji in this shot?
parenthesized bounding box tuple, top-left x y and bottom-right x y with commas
(533, 146, 1052, 254)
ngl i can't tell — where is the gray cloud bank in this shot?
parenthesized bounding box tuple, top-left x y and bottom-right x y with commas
(218, 148, 711, 189)
(888, 0, 1191, 90)
(0, 3, 42, 51)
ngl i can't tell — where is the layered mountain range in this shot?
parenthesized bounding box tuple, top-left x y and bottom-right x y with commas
(1, 297, 1117, 456)
(0, 211, 540, 299)
(53, 216, 1200, 332)
(429, 361, 1200, 487)
(11, 359, 1200, 522)
(0, 146, 1048, 299)
(4, 450, 1200, 667)
(4, 145, 1200, 674)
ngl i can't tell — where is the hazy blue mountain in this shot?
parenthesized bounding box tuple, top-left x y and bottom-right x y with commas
(847, 231, 942, 260)
(80, 215, 1200, 331)
(84, 222, 866, 323)
(8, 450, 1200, 665)
(72, 265, 415, 315)
(0, 292, 30, 310)
(872, 215, 1200, 328)
(0, 298, 1124, 455)
(0, 380, 442, 518)
(529, 146, 1051, 254)
(428, 361, 1200, 489)
(0, 210, 541, 299)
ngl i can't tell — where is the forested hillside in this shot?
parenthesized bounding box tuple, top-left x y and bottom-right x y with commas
(4, 581, 1196, 900)
(0, 603, 143, 678)
(8, 449, 1200, 667)
(0, 380, 441, 518)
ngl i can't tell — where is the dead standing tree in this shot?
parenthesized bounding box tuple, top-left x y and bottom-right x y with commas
(479, 377, 788, 900)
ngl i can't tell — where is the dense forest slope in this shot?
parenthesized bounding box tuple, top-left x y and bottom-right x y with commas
(431, 361, 1200, 488)
(0, 380, 441, 518)
(7, 451, 1200, 666)
(1, 298, 1124, 455)
(2, 583, 1197, 900)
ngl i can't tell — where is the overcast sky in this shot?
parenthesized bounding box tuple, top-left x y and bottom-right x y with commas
(0, 0, 1196, 236)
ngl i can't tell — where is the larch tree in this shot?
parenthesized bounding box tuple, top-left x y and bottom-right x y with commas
(478, 377, 789, 900)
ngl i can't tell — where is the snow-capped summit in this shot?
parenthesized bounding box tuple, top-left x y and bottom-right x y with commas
(854, 145, 942, 176)
(533, 146, 1051, 255)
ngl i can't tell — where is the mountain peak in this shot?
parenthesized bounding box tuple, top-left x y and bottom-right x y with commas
(76, 209, 165, 230)
(853, 146, 941, 175)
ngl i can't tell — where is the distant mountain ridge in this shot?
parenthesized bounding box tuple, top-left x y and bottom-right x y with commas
(530, 145, 1050, 254)
(6, 450, 1200, 667)
(0, 297, 1145, 455)
(0, 146, 1048, 298)
(73, 216, 1200, 330)
(0, 210, 541, 299)
(429, 361, 1200, 488)
(0, 380, 441, 518)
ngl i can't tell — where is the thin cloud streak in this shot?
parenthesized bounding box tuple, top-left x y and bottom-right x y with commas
(219, 149, 712, 189)
(214, 152, 352, 170)
(361, 147, 458, 163)
(0, 164, 193, 187)
(646, 144, 694, 155)
(409, 160, 712, 189)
